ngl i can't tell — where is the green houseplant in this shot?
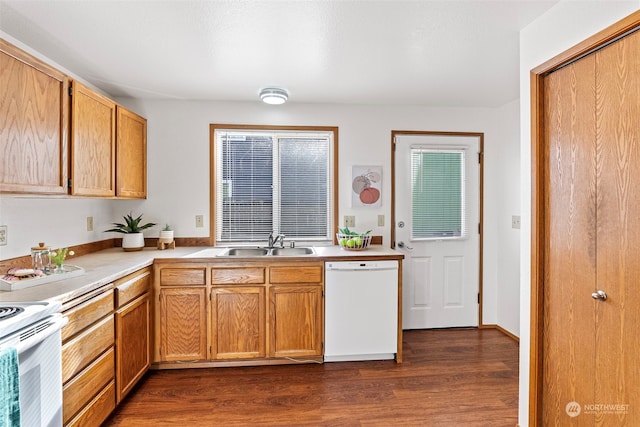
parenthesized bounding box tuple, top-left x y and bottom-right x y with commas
(105, 213, 157, 251)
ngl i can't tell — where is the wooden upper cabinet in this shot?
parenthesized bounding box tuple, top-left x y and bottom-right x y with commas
(70, 80, 116, 196)
(0, 39, 69, 194)
(116, 106, 147, 198)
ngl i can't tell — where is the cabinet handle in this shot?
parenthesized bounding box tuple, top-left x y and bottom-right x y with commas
(591, 290, 607, 301)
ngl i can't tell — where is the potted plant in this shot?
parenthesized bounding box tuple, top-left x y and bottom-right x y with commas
(158, 223, 174, 249)
(105, 213, 156, 251)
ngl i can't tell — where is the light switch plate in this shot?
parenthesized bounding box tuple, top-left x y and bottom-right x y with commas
(196, 215, 204, 228)
(511, 215, 521, 229)
(378, 214, 385, 226)
(0, 225, 7, 246)
(86, 216, 94, 231)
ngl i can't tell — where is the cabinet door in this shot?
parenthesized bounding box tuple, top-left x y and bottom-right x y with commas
(159, 287, 207, 362)
(115, 293, 150, 403)
(70, 80, 115, 196)
(211, 286, 265, 360)
(116, 106, 146, 198)
(0, 39, 69, 194)
(269, 285, 323, 358)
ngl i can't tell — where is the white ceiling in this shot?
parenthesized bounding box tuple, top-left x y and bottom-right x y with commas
(0, 0, 558, 107)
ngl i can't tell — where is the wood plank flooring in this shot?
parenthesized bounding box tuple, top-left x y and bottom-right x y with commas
(105, 328, 519, 427)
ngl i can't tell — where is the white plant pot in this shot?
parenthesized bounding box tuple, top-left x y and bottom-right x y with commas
(122, 233, 145, 252)
(159, 230, 174, 244)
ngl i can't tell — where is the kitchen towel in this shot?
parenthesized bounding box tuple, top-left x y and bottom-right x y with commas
(0, 347, 20, 427)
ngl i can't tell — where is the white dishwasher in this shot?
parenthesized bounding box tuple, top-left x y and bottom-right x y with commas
(324, 260, 398, 362)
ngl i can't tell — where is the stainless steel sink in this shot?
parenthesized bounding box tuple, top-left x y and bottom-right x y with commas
(270, 247, 315, 256)
(218, 247, 316, 257)
(222, 247, 270, 256)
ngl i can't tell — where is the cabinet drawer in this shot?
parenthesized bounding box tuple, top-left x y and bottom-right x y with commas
(116, 268, 151, 308)
(66, 379, 116, 427)
(160, 267, 206, 286)
(62, 289, 114, 341)
(212, 268, 266, 285)
(63, 347, 115, 424)
(270, 266, 323, 284)
(62, 315, 114, 383)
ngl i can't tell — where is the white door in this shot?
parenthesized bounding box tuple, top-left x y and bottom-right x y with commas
(394, 133, 480, 329)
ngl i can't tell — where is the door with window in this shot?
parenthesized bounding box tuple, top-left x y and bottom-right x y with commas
(394, 132, 481, 329)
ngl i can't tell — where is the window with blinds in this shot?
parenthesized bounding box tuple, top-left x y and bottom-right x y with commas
(214, 128, 335, 243)
(411, 148, 466, 239)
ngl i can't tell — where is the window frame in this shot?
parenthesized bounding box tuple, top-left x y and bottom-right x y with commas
(209, 124, 339, 246)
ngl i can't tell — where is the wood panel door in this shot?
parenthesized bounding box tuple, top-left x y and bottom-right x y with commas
(268, 285, 323, 358)
(158, 287, 207, 362)
(541, 28, 640, 425)
(211, 286, 265, 360)
(70, 80, 116, 196)
(0, 39, 69, 194)
(116, 106, 147, 198)
(593, 30, 640, 422)
(543, 52, 597, 424)
(115, 294, 150, 403)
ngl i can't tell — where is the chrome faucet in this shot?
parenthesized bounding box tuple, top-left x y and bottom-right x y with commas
(267, 232, 285, 248)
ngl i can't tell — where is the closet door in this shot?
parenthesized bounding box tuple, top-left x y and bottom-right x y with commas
(595, 29, 640, 423)
(542, 53, 597, 425)
(542, 29, 640, 424)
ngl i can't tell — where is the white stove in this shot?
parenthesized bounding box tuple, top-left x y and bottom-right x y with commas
(0, 300, 66, 427)
(0, 300, 62, 338)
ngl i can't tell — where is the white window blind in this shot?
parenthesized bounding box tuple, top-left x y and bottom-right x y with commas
(411, 148, 466, 239)
(215, 129, 334, 243)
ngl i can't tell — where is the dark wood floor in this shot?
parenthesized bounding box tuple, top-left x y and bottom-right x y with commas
(105, 328, 519, 427)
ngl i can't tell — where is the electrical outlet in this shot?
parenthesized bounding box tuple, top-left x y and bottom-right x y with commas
(196, 215, 204, 228)
(0, 225, 6, 246)
(512, 215, 521, 229)
(86, 216, 94, 231)
(378, 214, 385, 227)
(344, 215, 355, 227)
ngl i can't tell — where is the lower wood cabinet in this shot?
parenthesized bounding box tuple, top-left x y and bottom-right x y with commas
(114, 267, 151, 403)
(211, 286, 266, 360)
(159, 286, 208, 361)
(61, 266, 152, 426)
(154, 263, 208, 362)
(61, 285, 115, 426)
(153, 261, 324, 367)
(269, 285, 323, 358)
(269, 266, 323, 358)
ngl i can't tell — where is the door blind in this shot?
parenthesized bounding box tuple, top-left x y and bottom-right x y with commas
(410, 148, 466, 239)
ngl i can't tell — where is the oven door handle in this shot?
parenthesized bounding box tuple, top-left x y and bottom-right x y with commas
(13, 315, 68, 355)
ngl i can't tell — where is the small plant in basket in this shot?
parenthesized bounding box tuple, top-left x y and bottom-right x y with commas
(337, 227, 372, 250)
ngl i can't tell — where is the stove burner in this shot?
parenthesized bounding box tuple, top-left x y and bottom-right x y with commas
(0, 306, 25, 321)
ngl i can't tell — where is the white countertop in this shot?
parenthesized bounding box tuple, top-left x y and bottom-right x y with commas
(0, 245, 403, 304)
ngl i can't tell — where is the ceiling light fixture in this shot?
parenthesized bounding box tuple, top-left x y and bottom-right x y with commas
(260, 87, 288, 105)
